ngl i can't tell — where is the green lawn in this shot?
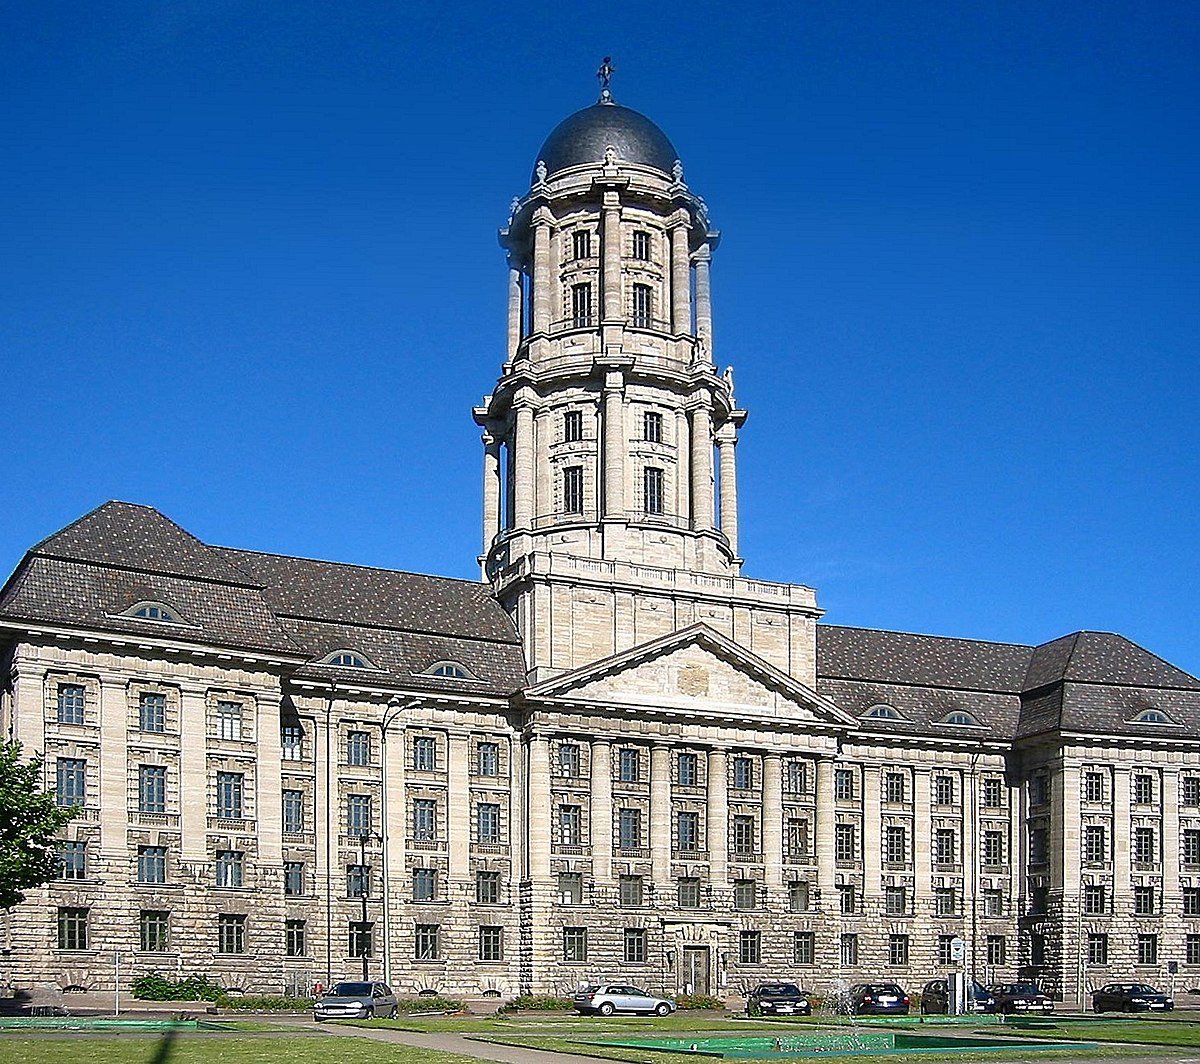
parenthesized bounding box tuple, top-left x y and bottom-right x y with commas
(348, 1011, 761, 1034)
(1003, 1019, 1200, 1047)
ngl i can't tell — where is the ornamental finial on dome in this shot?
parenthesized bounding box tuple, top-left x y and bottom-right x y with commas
(597, 55, 615, 104)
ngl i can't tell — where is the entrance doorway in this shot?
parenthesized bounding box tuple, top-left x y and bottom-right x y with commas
(682, 946, 710, 996)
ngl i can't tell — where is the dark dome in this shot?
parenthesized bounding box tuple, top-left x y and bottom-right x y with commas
(534, 102, 679, 181)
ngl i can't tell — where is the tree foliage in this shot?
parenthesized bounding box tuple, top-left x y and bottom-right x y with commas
(0, 740, 76, 909)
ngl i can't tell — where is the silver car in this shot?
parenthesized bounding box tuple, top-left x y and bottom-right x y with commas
(313, 980, 399, 1020)
(574, 983, 676, 1016)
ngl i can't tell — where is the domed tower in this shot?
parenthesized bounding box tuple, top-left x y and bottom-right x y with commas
(475, 70, 820, 682)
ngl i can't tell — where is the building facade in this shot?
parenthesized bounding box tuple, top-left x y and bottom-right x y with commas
(3, 84, 1200, 1005)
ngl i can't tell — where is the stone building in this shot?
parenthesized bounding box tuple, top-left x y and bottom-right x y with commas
(2, 83, 1200, 1005)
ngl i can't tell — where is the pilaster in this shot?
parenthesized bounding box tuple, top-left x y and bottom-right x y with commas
(591, 740, 613, 882)
(651, 744, 672, 887)
(763, 753, 784, 890)
(707, 749, 729, 887)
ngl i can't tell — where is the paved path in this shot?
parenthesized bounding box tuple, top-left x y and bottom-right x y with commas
(311, 1022, 608, 1064)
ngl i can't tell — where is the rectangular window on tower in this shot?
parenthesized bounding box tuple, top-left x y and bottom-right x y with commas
(563, 466, 584, 515)
(632, 230, 652, 261)
(632, 283, 652, 327)
(563, 409, 583, 442)
(571, 283, 592, 327)
(644, 467, 665, 515)
(644, 410, 663, 442)
(572, 230, 591, 260)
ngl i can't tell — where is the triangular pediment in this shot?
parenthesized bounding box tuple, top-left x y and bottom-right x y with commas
(526, 624, 856, 730)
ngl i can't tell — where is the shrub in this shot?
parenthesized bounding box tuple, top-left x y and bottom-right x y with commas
(218, 994, 314, 1011)
(395, 996, 463, 1014)
(131, 973, 224, 1002)
(497, 994, 575, 1013)
(674, 993, 726, 1011)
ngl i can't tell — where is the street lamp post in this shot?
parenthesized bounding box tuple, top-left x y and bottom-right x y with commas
(358, 832, 371, 981)
(379, 698, 418, 987)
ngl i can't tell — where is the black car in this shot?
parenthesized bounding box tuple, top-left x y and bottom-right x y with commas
(920, 979, 996, 1014)
(851, 982, 910, 1015)
(746, 982, 813, 1017)
(1092, 983, 1174, 1013)
(989, 983, 1054, 1014)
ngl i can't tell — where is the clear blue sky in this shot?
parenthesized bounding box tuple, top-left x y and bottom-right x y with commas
(2, 1, 1197, 673)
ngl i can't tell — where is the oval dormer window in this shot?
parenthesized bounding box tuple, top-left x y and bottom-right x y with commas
(428, 661, 473, 680)
(124, 601, 180, 623)
(1131, 708, 1175, 725)
(321, 650, 372, 669)
(863, 703, 901, 720)
(940, 711, 982, 727)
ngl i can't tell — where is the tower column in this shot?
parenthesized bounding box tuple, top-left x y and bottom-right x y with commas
(531, 208, 553, 334)
(601, 191, 622, 321)
(675, 408, 691, 520)
(506, 255, 524, 359)
(669, 214, 692, 333)
(512, 397, 535, 529)
(602, 371, 626, 517)
(690, 400, 714, 532)
(694, 243, 714, 352)
(716, 421, 739, 554)
(481, 430, 501, 554)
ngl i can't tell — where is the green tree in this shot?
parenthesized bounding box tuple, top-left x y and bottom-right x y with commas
(0, 740, 76, 908)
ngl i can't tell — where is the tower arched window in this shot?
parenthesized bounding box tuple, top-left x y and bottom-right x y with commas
(631, 284, 652, 328)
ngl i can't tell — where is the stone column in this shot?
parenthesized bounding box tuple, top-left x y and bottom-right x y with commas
(531, 208, 553, 334)
(481, 431, 501, 550)
(715, 421, 739, 554)
(99, 677, 130, 859)
(528, 735, 551, 880)
(815, 758, 836, 910)
(506, 254, 524, 359)
(448, 734, 470, 881)
(674, 408, 690, 519)
(862, 764, 882, 907)
(763, 753, 784, 890)
(178, 683, 208, 862)
(602, 371, 626, 518)
(670, 217, 692, 333)
(591, 741, 613, 882)
(694, 243, 713, 351)
(707, 749, 729, 888)
(1164, 768, 1181, 907)
(512, 399, 535, 529)
(601, 191, 622, 321)
(690, 401, 714, 532)
(914, 769, 932, 917)
(534, 407, 552, 518)
(1113, 767, 1131, 907)
(651, 745, 672, 887)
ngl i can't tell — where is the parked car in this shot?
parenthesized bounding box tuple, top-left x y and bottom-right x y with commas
(313, 981, 398, 1020)
(850, 982, 911, 1015)
(988, 983, 1054, 1014)
(573, 984, 676, 1016)
(920, 979, 996, 1014)
(746, 982, 813, 1016)
(1092, 983, 1174, 1013)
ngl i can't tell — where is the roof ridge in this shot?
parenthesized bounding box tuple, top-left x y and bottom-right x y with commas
(819, 623, 1034, 651)
(215, 544, 487, 589)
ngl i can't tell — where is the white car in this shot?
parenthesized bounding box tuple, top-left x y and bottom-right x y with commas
(313, 981, 399, 1020)
(574, 983, 676, 1016)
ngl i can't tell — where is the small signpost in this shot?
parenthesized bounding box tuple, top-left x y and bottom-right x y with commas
(950, 938, 967, 1014)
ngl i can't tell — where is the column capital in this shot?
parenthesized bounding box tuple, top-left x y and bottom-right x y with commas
(715, 421, 738, 445)
(601, 189, 622, 210)
(667, 208, 691, 230)
(532, 205, 555, 226)
(692, 242, 712, 263)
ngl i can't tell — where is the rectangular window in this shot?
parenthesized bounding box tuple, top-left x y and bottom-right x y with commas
(885, 772, 905, 803)
(677, 810, 700, 852)
(415, 923, 439, 960)
(624, 927, 648, 963)
(982, 889, 1004, 917)
(884, 825, 907, 864)
(215, 772, 244, 819)
(563, 926, 587, 962)
(934, 828, 957, 865)
(138, 765, 166, 814)
(1030, 827, 1049, 864)
(934, 887, 958, 916)
(1084, 824, 1107, 863)
(476, 871, 502, 904)
(563, 409, 584, 443)
(346, 730, 370, 766)
(349, 921, 373, 958)
(139, 692, 166, 733)
(739, 929, 761, 965)
(1084, 772, 1104, 803)
(644, 410, 663, 442)
(1134, 774, 1155, 805)
(733, 815, 756, 856)
(479, 925, 504, 962)
(834, 769, 854, 801)
(413, 798, 436, 840)
(558, 872, 583, 905)
(559, 804, 582, 846)
(413, 736, 437, 771)
(282, 789, 304, 833)
(840, 933, 858, 967)
(476, 802, 501, 844)
(347, 794, 372, 837)
(838, 884, 857, 914)
(733, 879, 757, 910)
(1183, 777, 1200, 807)
(56, 757, 86, 808)
(619, 875, 644, 907)
(347, 864, 371, 898)
(1030, 932, 1046, 967)
(1031, 774, 1050, 805)
(632, 230, 651, 261)
(937, 934, 955, 966)
(982, 777, 1004, 807)
(793, 931, 815, 965)
(787, 818, 809, 857)
(618, 748, 641, 782)
(618, 807, 642, 850)
(286, 919, 306, 957)
(643, 466, 665, 515)
(284, 861, 305, 896)
(732, 757, 754, 790)
(563, 465, 585, 515)
(477, 742, 500, 776)
(885, 885, 907, 915)
(59, 841, 86, 880)
(1030, 885, 1049, 915)
(982, 830, 1005, 866)
(558, 742, 581, 777)
(57, 907, 88, 950)
(571, 283, 593, 327)
(1084, 883, 1107, 914)
(215, 850, 243, 888)
(138, 845, 166, 884)
(788, 880, 810, 912)
(1184, 887, 1200, 916)
(934, 775, 955, 806)
(631, 283, 652, 327)
(1135, 826, 1158, 864)
(786, 760, 807, 793)
(1135, 885, 1157, 915)
(1189, 935, 1200, 966)
(834, 822, 856, 862)
(140, 910, 169, 952)
(281, 722, 304, 760)
(1183, 830, 1200, 866)
(218, 914, 245, 954)
(572, 230, 591, 260)
(1138, 933, 1158, 965)
(216, 701, 242, 741)
(57, 684, 85, 725)
(987, 935, 1007, 966)
(888, 934, 909, 967)
(677, 752, 698, 786)
(678, 877, 701, 908)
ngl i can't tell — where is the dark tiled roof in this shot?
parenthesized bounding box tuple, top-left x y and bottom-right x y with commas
(818, 677, 1020, 741)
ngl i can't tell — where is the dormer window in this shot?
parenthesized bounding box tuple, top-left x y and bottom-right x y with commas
(1131, 708, 1176, 725)
(940, 711, 982, 727)
(123, 601, 181, 623)
(426, 661, 476, 680)
(321, 650, 373, 669)
(863, 703, 902, 720)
